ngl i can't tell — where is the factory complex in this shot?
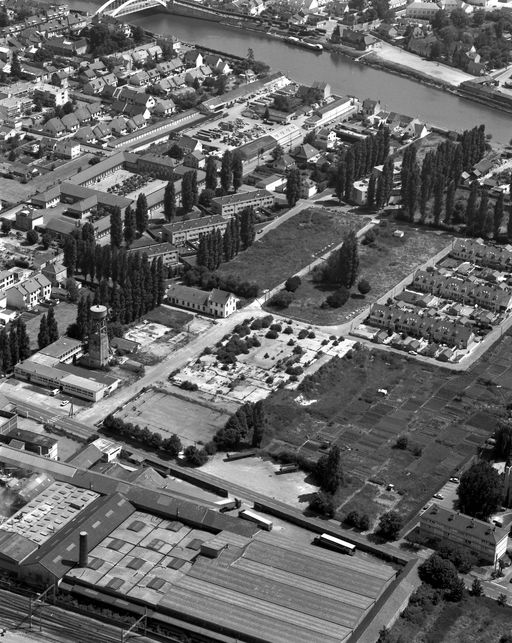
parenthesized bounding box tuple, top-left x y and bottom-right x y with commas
(0, 445, 408, 643)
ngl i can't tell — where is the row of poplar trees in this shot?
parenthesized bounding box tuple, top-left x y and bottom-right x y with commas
(0, 318, 31, 374)
(69, 251, 166, 339)
(400, 125, 487, 225)
(196, 208, 256, 272)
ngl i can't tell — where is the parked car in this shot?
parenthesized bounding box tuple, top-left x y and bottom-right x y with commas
(433, 493, 444, 500)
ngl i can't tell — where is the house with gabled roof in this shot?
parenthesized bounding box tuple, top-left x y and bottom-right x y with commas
(166, 285, 238, 317)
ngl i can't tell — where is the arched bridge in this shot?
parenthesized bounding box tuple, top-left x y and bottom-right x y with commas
(95, 0, 167, 18)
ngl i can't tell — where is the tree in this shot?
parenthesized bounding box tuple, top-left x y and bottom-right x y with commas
(263, 105, 270, 121)
(395, 435, 408, 449)
(183, 445, 208, 467)
(457, 461, 503, 520)
(465, 181, 478, 235)
(135, 193, 148, 234)
(163, 181, 176, 222)
(471, 578, 483, 597)
(308, 492, 335, 518)
(376, 511, 402, 540)
(37, 314, 49, 350)
(123, 205, 136, 246)
(181, 171, 197, 213)
(110, 206, 122, 248)
(199, 188, 215, 209)
(10, 52, 21, 79)
(46, 306, 59, 344)
(41, 232, 52, 250)
(357, 279, 371, 295)
(162, 433, 182, 456)
(498, 593, 508, 607)
(26, 229, 38, 245)
(205, 156, 218, 191)
(66, 278, 80, 303)
(285, 275, 301, 292)
(286, 168, 302, 207)
(444, 180, 456, 225)
(220, 150, 233, 193)
(494, 192, 504, 239)
(1, 220, 11, 235)
(366, 173, 376, 209)
(339, 230, 359, 288)
(232, 152, 243, 193)
(495, 421, 512, 461)
(325, 287, 350, 308)
(419, 553, 459, 589)
(314, 446, 344, 493)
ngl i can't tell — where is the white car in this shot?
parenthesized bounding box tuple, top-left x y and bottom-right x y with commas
(433, 493, 444, 500)
(449, 477, 459, 484)
(60, 400, 69, 407)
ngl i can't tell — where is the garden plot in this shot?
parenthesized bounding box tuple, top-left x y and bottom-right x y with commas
(173, 317, 354, 404)
(124, 321, 170, 346)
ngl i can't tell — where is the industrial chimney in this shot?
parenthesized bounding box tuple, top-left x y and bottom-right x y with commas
(79, 531, 88, 567)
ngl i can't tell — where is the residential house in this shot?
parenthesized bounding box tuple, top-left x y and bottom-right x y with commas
(166, 285, 238, 317)
(6, 274, 51, 310)
(42, 262, 67, 286)
(55, 139, 81, 160)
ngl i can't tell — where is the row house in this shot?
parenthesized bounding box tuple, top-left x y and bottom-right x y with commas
(5, 274, 51, 310)
(451, 239, 512, 271)
(368, 303, 474, 349)
(412, 269, 512, 312)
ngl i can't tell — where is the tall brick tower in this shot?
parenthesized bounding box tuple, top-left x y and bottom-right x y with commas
(88, 305, 109, 368)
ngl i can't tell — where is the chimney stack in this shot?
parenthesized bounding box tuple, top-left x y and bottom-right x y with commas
(79, 531, 88, 567)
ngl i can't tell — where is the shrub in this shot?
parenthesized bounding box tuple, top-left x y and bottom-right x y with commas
(395, 435, 408, 450)
(292, 345, 303, 355)
(298, 329, 308, 340)
(184, 445, 208, 467)
(418, 554, 459, 590)
(285, 365, 303, 376)
(283, 326, 293, 334)
(362, 229, 376, 245)
(325, 287, 350, 308)
(260, 315, 274, 328)
(344, 510, 370, 531)
(270, 323, 282, 332)
(204, 441, 217, 455)
(357, 279, 371, 295)
(308, 331, 315, 339)
(268, 290, 294, 309)
(308, 492, 335, 518)
(26, 229, 39, 245)
(266, 330, 278, 339)
(284, 275, 301, 292)
(287, 339, 295, 346)
(180, 380, 198, 391)
(250, 318, 263, 330)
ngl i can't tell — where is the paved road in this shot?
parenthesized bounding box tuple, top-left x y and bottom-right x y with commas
(0, 588, 159, 643)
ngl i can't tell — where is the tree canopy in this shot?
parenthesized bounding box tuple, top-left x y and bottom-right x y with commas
(457, 461, 503, 520)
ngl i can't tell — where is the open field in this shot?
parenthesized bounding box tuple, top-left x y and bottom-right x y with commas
(115, 386, 233, 445)
(389, 595, 512, 643)
(216, 208, 367, 291)
(263, 332, 512, 523)
(143, 305, 193, 329)
(278, 224, 451, 326)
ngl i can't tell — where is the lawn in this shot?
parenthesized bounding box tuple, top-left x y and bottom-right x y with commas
(216, 207, 366, 291)
(389, 595, 512, 643)
(274, 223, 452, 325)
(263, 332, 512, 523)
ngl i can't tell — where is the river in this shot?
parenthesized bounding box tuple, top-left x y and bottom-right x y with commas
(70, 0, 512, 143)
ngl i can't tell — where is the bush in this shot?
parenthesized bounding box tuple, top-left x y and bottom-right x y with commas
(270, 323, 282, 332)
(266, 330, 278, 339)
(260, 315, 274, 328)
(325, 287, 350, 308)
(308, 331, 315, 339)
(344, 510, 370, 531)
(292, 345, 303, 355)
(284, 275, 301, 292)
(285, 365, 303, 376)
(308, 492, 335, 518)
(357, 279, 371, 295)
(362, 229, 376, 245)
(180, 380, 198, 391)
(268, 290, 294, 309)
(183, 445, 209, 467)
(250, 318, 263, 330)
(298, 329, 308, 340)
(395, 435, 408, 450)
(283, 326, 294, 335)
(204, 441, 217, 455)
(287, 339, 295, 346)
(418, 554, 459, 590)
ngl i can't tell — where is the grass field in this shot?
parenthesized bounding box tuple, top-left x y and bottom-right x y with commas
(216, 208, 366, 291)
(277, 224, 451, 326)
(263, 331, 512, 523)
(143, 305, 193, 330)
(389, 595, 512, 642)
(115, 387, 232, 445)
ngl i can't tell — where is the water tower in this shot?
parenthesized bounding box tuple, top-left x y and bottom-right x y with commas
(88, 305, 109, 368)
